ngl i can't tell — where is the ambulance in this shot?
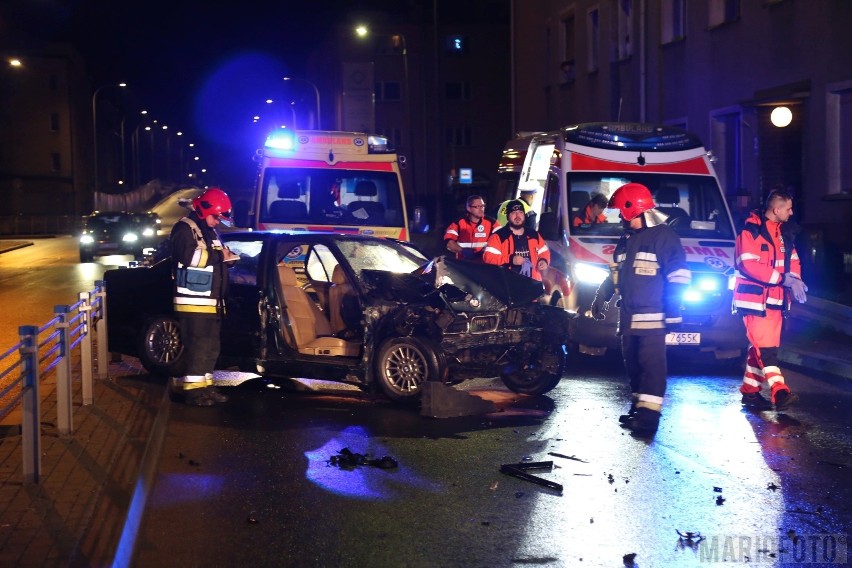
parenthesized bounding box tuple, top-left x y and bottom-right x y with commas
(251, 129, 410, 240)
(510, 122, 744, 361)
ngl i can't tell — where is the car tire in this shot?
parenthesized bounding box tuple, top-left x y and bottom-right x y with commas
(499, 345, 566, 396)
(374, 336, 445, 403)
(80, 250, 94, 263)
(137, 315, 186, 377)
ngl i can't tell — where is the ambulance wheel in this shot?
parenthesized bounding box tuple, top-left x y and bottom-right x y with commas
(137, 315, 186, 377)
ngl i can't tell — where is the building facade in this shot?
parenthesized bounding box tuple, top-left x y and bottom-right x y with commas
(511, 0, 851, 296)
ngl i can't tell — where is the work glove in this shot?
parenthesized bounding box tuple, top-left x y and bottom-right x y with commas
(520, 259, 533, 277)
(782, 273, 808, 303)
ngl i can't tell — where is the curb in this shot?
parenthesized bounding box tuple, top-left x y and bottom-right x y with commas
(779, 347, 852, 382)
(111, 386, 172, 568)
(0, 240, 34, 254)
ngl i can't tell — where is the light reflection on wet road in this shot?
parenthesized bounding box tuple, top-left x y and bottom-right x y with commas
(134, 357, 851, 567)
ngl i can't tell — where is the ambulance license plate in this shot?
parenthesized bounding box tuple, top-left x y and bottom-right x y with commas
(665, 332, 700, 345)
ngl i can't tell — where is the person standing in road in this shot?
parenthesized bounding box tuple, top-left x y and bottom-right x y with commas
(734, 189, 807, 411)
(443, 194, 500, 261)
(590, 183, 691, 436)
(572, 193, 608, 227)
(496, 188, 537, 229)
(170, 187, 239, 406)
(482, 199, 550, 281)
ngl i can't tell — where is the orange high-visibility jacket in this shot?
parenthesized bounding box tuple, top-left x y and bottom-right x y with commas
(482, 226, 550, 281)
(733, 211, 801, 316)
(443, 214, 500, 260)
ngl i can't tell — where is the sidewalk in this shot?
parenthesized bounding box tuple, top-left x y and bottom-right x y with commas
(0, 356, 166, 567)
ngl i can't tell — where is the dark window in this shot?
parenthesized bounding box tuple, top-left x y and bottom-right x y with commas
(51, 152, 61, 172)
(50, 112, 60, 132)
(375, 81, 402, 102)
(445, 82, 472, 101)
(446, 126, 472, 147)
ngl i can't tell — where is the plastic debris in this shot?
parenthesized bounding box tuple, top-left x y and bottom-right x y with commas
(328, 447, 398, 470)
(548, 451, 589, 463)
(499, 460, 563, 493)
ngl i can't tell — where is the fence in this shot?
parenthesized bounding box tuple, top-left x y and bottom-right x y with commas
(0, 282, 108, 483)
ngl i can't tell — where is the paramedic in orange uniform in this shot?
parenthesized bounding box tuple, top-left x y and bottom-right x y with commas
(733, 189, 807, 411)
(482, 199, 550, 281)
(443, 194, 500, 261)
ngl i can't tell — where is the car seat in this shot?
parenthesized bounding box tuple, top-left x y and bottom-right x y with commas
(328, 265, 358, 333)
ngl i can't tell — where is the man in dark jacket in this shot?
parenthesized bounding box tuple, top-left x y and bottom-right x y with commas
(170, 187, 239, 406)
(590, 183, 691, 435)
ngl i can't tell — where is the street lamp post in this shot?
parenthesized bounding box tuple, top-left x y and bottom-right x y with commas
(283, 76, 321, 129)
(91, 82, 127, 192)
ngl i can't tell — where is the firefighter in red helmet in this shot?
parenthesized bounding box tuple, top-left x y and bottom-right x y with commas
(170, 187, 239, 406)
(590, 182, 691, 435)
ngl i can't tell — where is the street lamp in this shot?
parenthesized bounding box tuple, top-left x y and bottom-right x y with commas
(91, 82, 127, 192)
(283, 76, 321, 129)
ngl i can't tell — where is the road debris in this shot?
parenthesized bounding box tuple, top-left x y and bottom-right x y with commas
(499, 460, 563, 493)
(548, 451, 589, 463)
(328, 447, 398, 470)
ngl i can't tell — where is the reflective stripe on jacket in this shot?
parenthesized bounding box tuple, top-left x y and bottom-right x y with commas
(481, 225, 550, 281)
(443, 215, 500, 260)
(171, 214, 228, 316)
(613, 212, 691, 335)
(733, 211, 801, 316)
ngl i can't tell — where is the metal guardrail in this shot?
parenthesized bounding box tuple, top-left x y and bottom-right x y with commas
(0, 281, 109, 483)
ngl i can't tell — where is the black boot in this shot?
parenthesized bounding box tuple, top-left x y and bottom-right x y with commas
(184, 388, 216, 407)
(204, 386, 229, 403)
(621, 408, 660, 436)
(618, 401, 637, 424)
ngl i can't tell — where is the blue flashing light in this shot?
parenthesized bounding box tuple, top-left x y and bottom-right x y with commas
(683, 289, 704, 303)
(696, 276, 720, 291)
(563, 122, 704, 152)
(264, 128, 296, 151)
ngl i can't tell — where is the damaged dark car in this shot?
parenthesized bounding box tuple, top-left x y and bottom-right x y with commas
(104, 231, 573, 403)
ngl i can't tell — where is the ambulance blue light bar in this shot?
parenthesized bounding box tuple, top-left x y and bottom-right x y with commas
(563, 123, 704, 152)
(264, 128, 296, 151)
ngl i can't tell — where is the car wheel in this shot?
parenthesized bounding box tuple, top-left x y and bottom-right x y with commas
(500, 346, 566, 396)
(80, 250, 94, 263)
(137, 315, 186, 377)
(375, 336, 445, 403)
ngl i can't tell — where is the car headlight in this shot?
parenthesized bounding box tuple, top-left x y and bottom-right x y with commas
(573, 262, 609, 285)
(80, 234, 94, 245)
(122, 233, 138, 243)
(142, 227, 155, 237)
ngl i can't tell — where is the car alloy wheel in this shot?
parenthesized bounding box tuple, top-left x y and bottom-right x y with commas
(375, 336, 444, 403)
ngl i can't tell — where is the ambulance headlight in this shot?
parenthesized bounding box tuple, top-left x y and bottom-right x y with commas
(122, 233, 138, 243)
(142, 227, 155, 237)
(683, 289, 704, 303)
(574, 262, 609, 285)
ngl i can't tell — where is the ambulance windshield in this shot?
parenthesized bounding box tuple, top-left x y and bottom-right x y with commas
(567, 173, 735, 239)
(259, 168, 404, 227)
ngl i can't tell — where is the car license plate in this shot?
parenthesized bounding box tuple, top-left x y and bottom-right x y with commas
(665, 332, 700, 345)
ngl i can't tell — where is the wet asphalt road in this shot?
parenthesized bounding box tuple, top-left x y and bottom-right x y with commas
(133, 357, 851, 568)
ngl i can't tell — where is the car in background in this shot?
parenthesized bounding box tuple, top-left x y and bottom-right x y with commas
(104, 231, 572, 403)
(79, 210, 161, 262)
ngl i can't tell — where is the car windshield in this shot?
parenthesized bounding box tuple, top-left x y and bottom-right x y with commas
(567, 173, 735, 239)
(335, 239, 426, 281)
(85, 213, 131, 231)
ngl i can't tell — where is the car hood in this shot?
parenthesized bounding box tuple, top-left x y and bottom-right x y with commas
(361, 256, 544, 311)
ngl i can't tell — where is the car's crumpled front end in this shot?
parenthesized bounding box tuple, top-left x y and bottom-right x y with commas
(361, 256, 573, 395)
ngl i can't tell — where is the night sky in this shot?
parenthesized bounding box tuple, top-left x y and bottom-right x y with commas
(2, 0, 424, 188)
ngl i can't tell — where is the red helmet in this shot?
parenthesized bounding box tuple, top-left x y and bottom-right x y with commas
(192, 187, 233, 225)
(608, 183, 655, 221)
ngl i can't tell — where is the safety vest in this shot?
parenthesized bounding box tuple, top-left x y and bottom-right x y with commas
(171, 216, 227, 316)
(443, 214, 499, 260)
(482, 225, 550, 281)
(733, 211, 801, 316)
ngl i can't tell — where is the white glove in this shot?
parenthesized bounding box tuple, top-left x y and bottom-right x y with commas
(782, 273, 808, 303)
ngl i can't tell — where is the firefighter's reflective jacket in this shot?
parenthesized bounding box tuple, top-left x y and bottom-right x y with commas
(170, 213, 229, 317)
(611, 210, 691, 335)
(733, 210, 801, 316)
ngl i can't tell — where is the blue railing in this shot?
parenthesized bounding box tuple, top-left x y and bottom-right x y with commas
(0, 282, 108, 483)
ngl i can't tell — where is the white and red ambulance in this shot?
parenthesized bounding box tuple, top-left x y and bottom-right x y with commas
(509, 122, 744, 361)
